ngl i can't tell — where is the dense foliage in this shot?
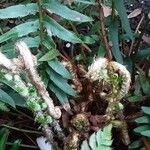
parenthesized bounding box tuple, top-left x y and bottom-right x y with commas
(0, 0, 149, 149)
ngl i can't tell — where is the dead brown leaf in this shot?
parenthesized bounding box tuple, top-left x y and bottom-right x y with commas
(102, 4, 112, 17)
(142, 35, 150, 45)
(128, 8, 142, 19)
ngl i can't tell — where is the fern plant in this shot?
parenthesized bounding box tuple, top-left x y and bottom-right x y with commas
(81, 124, 113, 150)
(127, 70, 150, 102)
(129, 106, 150, 150)
(127, 70, 150, 149)
(0, 0, 92, 108)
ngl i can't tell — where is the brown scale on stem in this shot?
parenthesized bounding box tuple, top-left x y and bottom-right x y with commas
(62, 61, 83, 93)
(63, 131, 81, 150)
(97, 0, 112, 61)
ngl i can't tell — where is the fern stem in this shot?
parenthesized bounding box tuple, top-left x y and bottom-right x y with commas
(38, 0, 44, 48)
(69, 21, 92, 53)
(6, 142, 38, 149)
(106, 98, 116, 119)
(13, 108, 34, 121)
(97, 0, 112, 61)
(1, 124, 42, 134)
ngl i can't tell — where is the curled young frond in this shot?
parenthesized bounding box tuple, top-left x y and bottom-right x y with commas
(64, 131, 81, 150)
(0, 52, 58, 147)
(109, 61, 131, 100)
(15, 41, 61, 119)
(87, 57, 131, 100)
(87, 58, 108, 81)
(0, 52, 17, 72)
(12, 57, 25, 69)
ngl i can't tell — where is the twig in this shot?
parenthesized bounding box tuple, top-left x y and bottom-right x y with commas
(125, 112, 143, 120)
(129, 14, 144, 56)
(69, 21, 92, 53)
(24, 132, 37, 145)
(132, 17, 150, 55)
(141, 137, 150, 150)
(97, 0, 112, 61)
(1, 124, 42, 134)
(13, 108, 34, 121)
(6, 142, 38, 149)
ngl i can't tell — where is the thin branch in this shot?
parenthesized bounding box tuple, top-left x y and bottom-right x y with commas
(132, 17, 150, 55)
(129, 14, 144, 56)
(141, 137, 150, 150)
(97, 0, 112, 61)
(38, 0, 44, 48)
(69, 21, 92, 53)
(125, 112, 143, 120)
(13, 108, 34, 121)
(6, 143, 38, 149)
(1, 124, 42, 134)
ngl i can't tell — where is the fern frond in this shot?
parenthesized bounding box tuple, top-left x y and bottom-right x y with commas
(0, 3, 38, 19)
(130, 106, 150, 149)
(81, 124, 113, 150)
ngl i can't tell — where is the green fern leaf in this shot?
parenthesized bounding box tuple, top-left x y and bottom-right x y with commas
(0, 72, 17, 91)
(135, 116, 150, 124)
(141, 130, 150, 137)
(44, 16, 82, 43)
(49, 83, 68, 105)
(0, 3, 38, 19)
(81, 140, 91, 150)
(44, 0, 93, 22)
(0, 128, 9, 150)
(11, 139, 22, 150)
(0, 20, 39, 44)
(81, 124, 113, 150)
(113, 0, 133, 40)
(134, 125, 150, 134)
(22, 36, 40, 48)
(42, 36, 56, 49)
(1, 37, 40, 58)
(0, 89, 15, 108)
(142, 106, 150, 115)
(74, 0, 96, 5)
(46, 67, 76, 96)
(129, 140, 142, 149)
(48, 59, 72, 79)
(38, 50, 59, 61)
(108, 19, 123, 64)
